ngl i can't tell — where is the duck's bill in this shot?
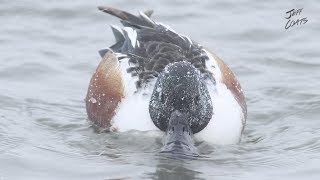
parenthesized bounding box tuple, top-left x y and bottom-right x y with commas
(160, 110, 199, 157)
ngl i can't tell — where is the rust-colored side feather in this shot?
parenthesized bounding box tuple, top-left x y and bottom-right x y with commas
(85, 51, 124, 128)
(206, 49, 247, 125)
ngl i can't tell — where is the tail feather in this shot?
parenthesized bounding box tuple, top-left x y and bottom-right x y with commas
(138, 11, 155, 25)
(110, 25, 125, 42)
(98, 6, 156, 57)
(143, 9, 153, 18)
(98, 6, 155, 28)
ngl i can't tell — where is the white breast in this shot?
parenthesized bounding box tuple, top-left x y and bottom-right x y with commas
(195, 50, 244, 145)
(111, 52, 244, 145)
(110, 56, 158, 132)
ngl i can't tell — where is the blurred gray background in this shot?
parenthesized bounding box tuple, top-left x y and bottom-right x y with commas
(0, 0, 319, 179)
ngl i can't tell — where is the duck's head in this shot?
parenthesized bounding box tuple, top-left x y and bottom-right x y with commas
(149, 61, 213, 157)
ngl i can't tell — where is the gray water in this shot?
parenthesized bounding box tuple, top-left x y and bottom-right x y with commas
(1, 0, 320, 179)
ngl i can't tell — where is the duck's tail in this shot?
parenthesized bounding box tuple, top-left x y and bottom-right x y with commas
(98, 6, 155, 28)
(97, 6, 156, 57)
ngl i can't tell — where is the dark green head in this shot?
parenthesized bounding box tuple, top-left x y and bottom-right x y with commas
(149, 61, 213, 157)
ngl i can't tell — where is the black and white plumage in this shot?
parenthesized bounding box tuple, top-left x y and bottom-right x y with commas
(85, 6, 247, 145)
(98, 6, 214, 89)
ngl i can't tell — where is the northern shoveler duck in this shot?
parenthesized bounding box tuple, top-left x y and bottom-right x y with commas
(85, 6, 247, 157)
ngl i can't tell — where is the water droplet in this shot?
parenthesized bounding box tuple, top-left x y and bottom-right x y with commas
(89, 97, 97, 103)
(156, 87, 161, 92)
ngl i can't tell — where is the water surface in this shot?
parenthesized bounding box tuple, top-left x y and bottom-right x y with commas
(1, 0, 320, 179)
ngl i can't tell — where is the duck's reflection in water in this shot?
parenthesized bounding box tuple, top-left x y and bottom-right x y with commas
(146, 157, 202, 180)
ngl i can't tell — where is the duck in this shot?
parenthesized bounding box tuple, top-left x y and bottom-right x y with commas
(85, 6, 247, 157)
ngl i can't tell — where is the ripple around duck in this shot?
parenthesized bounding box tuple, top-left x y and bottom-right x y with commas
(1, 0, 320, 179)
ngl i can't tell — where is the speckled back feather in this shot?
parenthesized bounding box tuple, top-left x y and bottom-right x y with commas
(98, 6, 214, 89)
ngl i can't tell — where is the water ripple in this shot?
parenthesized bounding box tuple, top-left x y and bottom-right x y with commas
(1, 0, 320, 179)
